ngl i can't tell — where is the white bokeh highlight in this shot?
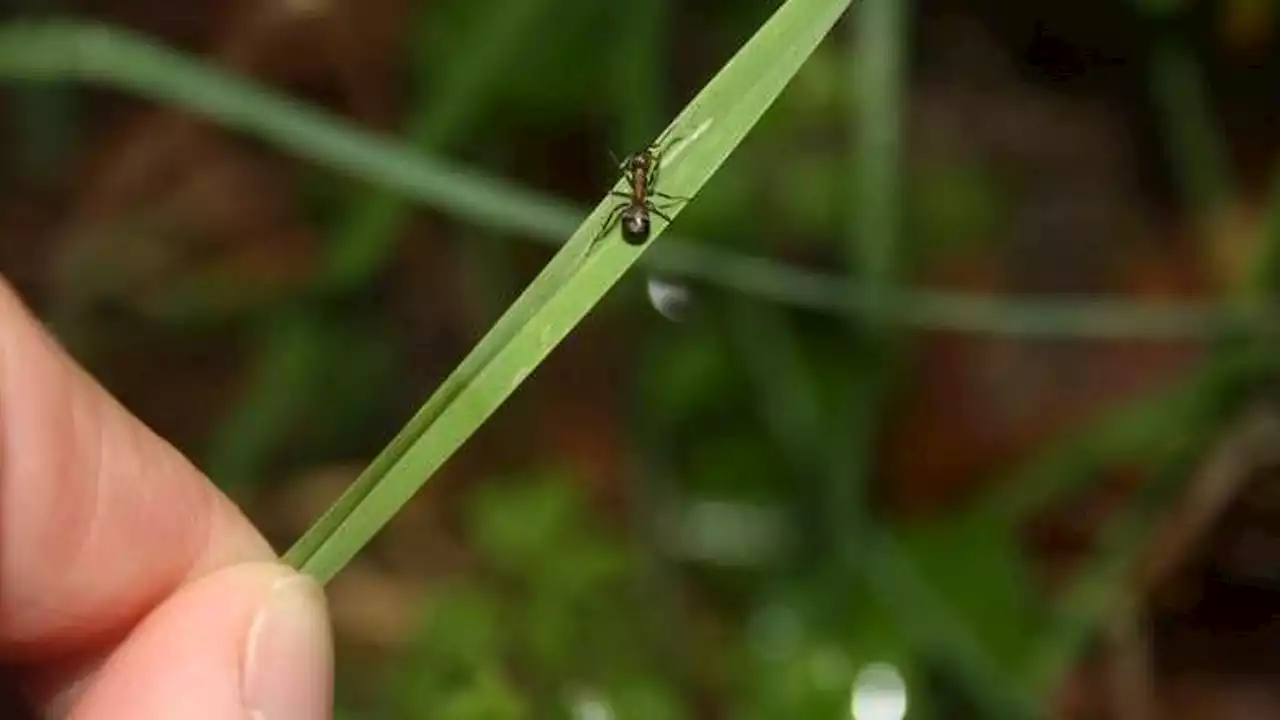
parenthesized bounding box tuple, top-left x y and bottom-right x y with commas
(850, 662, 908, 720)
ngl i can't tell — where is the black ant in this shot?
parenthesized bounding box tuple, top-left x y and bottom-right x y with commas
(596, 135, 690, 247)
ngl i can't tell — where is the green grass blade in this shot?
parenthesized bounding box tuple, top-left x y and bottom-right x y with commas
(977, 349, 1271, 523)
(1149, 36, 1234, 226)
(284, 0, 853, 581)
(850, 0, 906, 307)
(1247, 161, 1280, 300)
(841, 0, 908, 534)
(0, 19, 577, 237)
(323, 0, 555, 287)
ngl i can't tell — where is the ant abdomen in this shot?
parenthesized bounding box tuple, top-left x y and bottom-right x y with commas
(621, 207, 651, 245)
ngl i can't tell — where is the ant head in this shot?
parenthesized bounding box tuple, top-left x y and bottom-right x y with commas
(621, 206, 651, 245)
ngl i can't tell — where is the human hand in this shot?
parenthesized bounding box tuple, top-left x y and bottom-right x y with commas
(0, 280, 333, 719)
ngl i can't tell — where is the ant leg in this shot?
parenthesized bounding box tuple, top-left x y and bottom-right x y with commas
(652, 190, 692, 202)
(652, 132, 685, 157)
(653, 135, 686, 175)
(593, 203, 627, 243)
(653, 193, 690, 212)
(648, 137, 687, 188)
(647, 160, 663, 190)
(610, 190, 631, 200)
(648, 203, 677, 226)
(645, 133, 686, 183)
(642, 153, 669, 195)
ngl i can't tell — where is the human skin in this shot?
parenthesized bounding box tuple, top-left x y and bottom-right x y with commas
(0, 278, 333, 719)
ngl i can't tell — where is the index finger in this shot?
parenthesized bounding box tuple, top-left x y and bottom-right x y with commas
(0, 279, 275, 660)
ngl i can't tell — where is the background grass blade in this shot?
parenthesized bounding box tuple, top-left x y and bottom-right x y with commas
(284, 0, 853, 582)
(322, 0, 554, 288)
(3, 19, 1280, 341)
(0, 19, 576, 235)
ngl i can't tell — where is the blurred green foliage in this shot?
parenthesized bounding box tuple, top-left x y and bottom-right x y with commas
(4, 0, 1280, 715)
(383, 476, 687, 720)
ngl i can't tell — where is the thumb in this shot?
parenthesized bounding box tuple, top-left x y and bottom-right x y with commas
(67, 562, 332, 720)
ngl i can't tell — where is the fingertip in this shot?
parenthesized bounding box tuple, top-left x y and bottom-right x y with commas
(243, 574, 333, 720)
(63, 562, 332, 720)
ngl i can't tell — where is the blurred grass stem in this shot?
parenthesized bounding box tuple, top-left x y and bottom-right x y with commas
(0, 20, 1273, 342)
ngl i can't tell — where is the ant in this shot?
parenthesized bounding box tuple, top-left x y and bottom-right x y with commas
(595, 134, 690, 247)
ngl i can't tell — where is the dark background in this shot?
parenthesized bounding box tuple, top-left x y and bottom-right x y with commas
(3, 0, 1280, 717)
